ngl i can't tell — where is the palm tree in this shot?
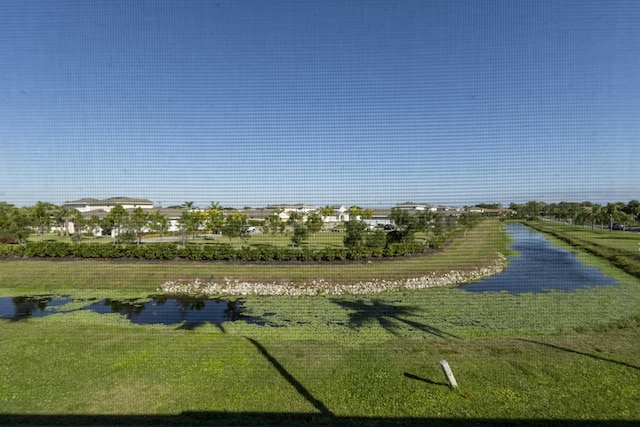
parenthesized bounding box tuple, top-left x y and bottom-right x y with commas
(603, 203, 630, 231)
(70, 209, 86, 242)
(53, 206, 72, 237)
(29, 201, 53, 241)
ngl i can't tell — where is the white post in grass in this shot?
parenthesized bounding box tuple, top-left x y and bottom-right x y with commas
(439, 360, 458, 388)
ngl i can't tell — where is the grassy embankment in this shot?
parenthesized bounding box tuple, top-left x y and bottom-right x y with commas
(1, 219, 639, 424)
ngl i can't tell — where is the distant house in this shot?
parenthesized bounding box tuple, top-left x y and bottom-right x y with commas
(394, 202, 436, 212)
(240, 208, 273, 222)
(63, 197, 154, 213)
(153, 207, 183, 233)
(320, 205, 348, 223)
(362, 209, 393, 228)
(63, 197, 156, 237)
(266, 203, 317, 214)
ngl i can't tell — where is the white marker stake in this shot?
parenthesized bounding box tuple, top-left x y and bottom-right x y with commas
(439, 359, 458, 388)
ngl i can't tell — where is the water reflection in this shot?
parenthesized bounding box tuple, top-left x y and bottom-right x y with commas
(0, 295, 72, 321)
(0, 295, 247, 325)
(462, 224, 617, 294)
(82, 296, 248, 325)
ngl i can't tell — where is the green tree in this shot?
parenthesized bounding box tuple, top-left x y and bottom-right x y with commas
(603, 202, 627, 231)
(88, 215, 102, 237)
(205, 202, 224, 234)
(148, 210, 169, 236)
(103, 204, 128, 239)
(53, 205, 72, 237)
(388, 208, 417, 243)
(365, 229, 387, 255)
(286, 212, 306, 246)
(457, 212, 481, 235)
(522, 201, 545, 220)
(0, 202, 31, 243)
(343, 219, 368, 250)
(70, 209, 86, 242)
(623, 200, 640, 223)
(508, 202, 524, 217)
(30, 201, 53, 241)
(291, 223, 309, 247)
(287, 211, 303, 227)
(129, 207, 149, 244)
(179, 210, 205, 244)
(320, 205, 335, 220)
(306, 212, 323, 247)
(222, 212, 249, 241)
(347, 206, 360, 222)
(573, 207, 592, 228)
(264, 213, 285, 234)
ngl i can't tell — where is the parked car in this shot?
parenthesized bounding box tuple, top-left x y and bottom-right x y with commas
(611, 223, 624, 231)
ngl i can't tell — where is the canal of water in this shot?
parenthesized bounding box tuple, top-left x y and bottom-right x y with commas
(461, 223, 617, 294)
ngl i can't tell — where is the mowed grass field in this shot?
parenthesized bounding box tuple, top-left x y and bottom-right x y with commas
(1, 219, 639, 425)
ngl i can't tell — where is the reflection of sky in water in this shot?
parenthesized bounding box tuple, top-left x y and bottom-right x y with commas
(462, 224, 617, 294)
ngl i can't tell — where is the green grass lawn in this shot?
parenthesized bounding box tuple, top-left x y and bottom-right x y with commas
(2, 219, 640, 424)
(534, 221, 640, 254)
(1, 313, 638, 423)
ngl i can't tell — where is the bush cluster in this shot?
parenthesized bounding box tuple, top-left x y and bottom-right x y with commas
(0, 224, 475, 261)
(0, 240, 434, 261)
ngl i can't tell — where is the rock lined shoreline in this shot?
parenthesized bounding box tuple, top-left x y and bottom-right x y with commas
(159, 253, 508, 296)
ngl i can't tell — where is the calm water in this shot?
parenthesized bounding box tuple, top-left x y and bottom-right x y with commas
(462, 223, 617, 294)
(81, 296, 247, 325)
(0, 295, 247, 324)
(0, 295, 72, 320)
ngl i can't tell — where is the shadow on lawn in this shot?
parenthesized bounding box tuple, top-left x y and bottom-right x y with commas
(244, 337, 333, 416)
(517, 339, 640, 371)
(2, 413, 637, 426)
(332, 298, 459, 338)
(403, 372, 450, 387)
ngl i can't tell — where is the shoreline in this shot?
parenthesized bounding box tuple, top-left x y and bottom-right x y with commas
(159, 253, 508, 296)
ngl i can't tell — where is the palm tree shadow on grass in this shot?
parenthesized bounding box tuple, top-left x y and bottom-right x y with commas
(332, 299, 459, 339)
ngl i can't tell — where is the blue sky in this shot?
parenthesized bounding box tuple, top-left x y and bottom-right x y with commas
(1, 0, 639, 208)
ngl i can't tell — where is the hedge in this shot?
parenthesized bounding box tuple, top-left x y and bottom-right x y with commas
(0, 229, 471, 262)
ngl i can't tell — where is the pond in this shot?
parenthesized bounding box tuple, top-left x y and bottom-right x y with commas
(0, 295, 249, 325)
(461, 223, 617, 294)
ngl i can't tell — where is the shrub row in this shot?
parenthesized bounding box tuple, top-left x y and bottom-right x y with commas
(0, 240, 431, 261)
(0, 225, 479, 261)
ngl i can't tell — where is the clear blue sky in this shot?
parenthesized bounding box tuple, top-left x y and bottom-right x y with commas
(1, 0, 639, 208)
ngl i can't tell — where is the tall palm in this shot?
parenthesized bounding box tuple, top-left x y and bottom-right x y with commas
(54, 206, 72, 237)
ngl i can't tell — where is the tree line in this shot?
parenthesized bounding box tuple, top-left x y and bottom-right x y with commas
(0, 200, 481, 260)
(509, 200, 640, 229)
